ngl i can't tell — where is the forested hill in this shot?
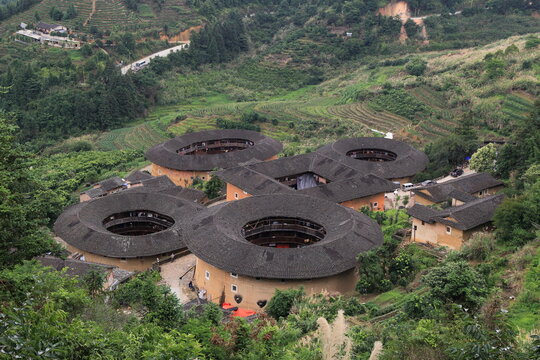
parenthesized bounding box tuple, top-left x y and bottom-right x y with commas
(0, 0, 539, 148)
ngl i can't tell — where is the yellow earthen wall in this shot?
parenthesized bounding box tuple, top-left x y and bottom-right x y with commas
(151, 164, 210, 187)
(225, 183, 252, 201)
(151, 156, 279, 187)
(340, 192, 386, 211)
(411, 218, 464, 250)
(194, 258, 358, 311)
(62, 242, 175, 272)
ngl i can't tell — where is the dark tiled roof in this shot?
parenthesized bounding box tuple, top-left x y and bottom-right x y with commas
(300, 174, 398, 203)
(83, 187, 107, 199)
(215, 153, 397, 203)
(37, 255, 114, 278)
(126, 175, 206, 203)
(99, 177, 126, 192)
(36, 22, 63, 30)
(316, 137, 428, 179)
(408, 194, 504, 231)
(413, 173, 503, 203)
(54, 191, 203, 258)
(125, 170, 153, 184)
(183, 194, 383, 279)
(145, 130, 283, 171)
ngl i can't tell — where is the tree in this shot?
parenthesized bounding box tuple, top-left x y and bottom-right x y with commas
(83, 268, 105, 296)
(423, 260, 488, 310)
(267, 287, 304, 319)
(493, 180, 540, 246)
(0, 113, 61, 269)
(203, 175, 224, 199)
(65, 4, 77, 19)
(406, 57, 427, 76)
(49, 6, 63, 21)
(404, 19, 419, 38)
(470, 143, 497, 174)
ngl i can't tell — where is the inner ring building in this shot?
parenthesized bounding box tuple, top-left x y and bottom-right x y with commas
(184, 194, 383, 311)
(145, 129, 283, 187)
(54, 190, 203, 271)
(316, 137, 429, 183)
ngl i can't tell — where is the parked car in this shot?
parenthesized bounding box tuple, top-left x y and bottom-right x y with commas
(421, 180, 437, 186)
(450, 168, 464, 177)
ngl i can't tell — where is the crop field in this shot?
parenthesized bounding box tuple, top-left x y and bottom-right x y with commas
(502, 92, 535, 121)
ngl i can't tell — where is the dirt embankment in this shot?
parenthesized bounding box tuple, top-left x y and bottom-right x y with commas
(377, 1, 428, 43)
(160, 25, 203, 43)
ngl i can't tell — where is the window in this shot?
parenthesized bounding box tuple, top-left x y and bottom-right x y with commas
(231, 284, 238, 293)
(234, 192, 239, 199)
(446, 226, 451, 234)
(413, 225, 417, 230)
(205, 270, 210, 280)
(421, 221, 425, 225)
(230, 273, 238, 278)
(202, 177, 206, 180)
(372, 202, 378, 208)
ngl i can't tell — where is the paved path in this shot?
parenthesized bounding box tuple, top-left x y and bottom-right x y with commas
(159, 254, 197, 303)
(121, 43, 188, 74)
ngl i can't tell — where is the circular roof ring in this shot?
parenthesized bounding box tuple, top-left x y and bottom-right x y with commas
(183, 194, 383, 280)
(145, 129, 283, 172)
(316, 137, 428, 179)
(54, 191, 203, 258)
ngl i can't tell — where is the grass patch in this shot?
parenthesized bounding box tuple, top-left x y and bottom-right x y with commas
(508, 247, 540, 332)
(138, 3, 155, 18)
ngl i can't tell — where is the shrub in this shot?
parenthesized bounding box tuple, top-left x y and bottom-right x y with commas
(267, 287, 304, 319)
(423, 260, 488, 310)
(461, 233, 495, 261)
(405, 57, 427, 76)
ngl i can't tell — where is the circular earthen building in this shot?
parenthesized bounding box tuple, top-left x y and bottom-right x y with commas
(54, 191, 203, 271)
(145, 129, 283, 187)
(316, 137, 428, 183)
(184, 194, 383, 311)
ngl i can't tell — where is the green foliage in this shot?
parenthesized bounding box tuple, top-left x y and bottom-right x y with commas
(525, 36, 540, 49)
(83, 268, 106, 296)
(460, 233, 496, 261)
(216, 117, 261, 131)
(370, 88, 430, 122)
(423, 260, 489, 310)
(493, 180, 540, 246)
(267, 287, 305, 319)
(356, 209, 432, 293)
(113, 271, 184, 330)
(204, 175, 224, 199)
(469, 143, 497, 174)
(405, 57, 427, 76)
(0, 114, 61, 268)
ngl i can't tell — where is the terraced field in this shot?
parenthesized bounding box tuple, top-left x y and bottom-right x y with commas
(327, 102, 410, 132)
(0, 0, 94, 33)
(502, 92, 534, 121)
(85, 0, 139, 29)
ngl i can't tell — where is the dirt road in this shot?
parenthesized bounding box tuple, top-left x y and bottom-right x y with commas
(121, 43, 188, 74)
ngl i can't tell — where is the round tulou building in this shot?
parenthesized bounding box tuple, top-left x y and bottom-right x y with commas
(184, 194, 383, 311)
(54, 191, 203, 271)
(316, 137, 429, 183)
(145, 129, 283, 187)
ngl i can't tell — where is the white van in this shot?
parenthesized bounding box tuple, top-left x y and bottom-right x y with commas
(402, 183, 415, 190)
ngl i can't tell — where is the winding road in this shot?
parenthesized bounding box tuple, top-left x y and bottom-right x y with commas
(121, 42, 189, 74)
